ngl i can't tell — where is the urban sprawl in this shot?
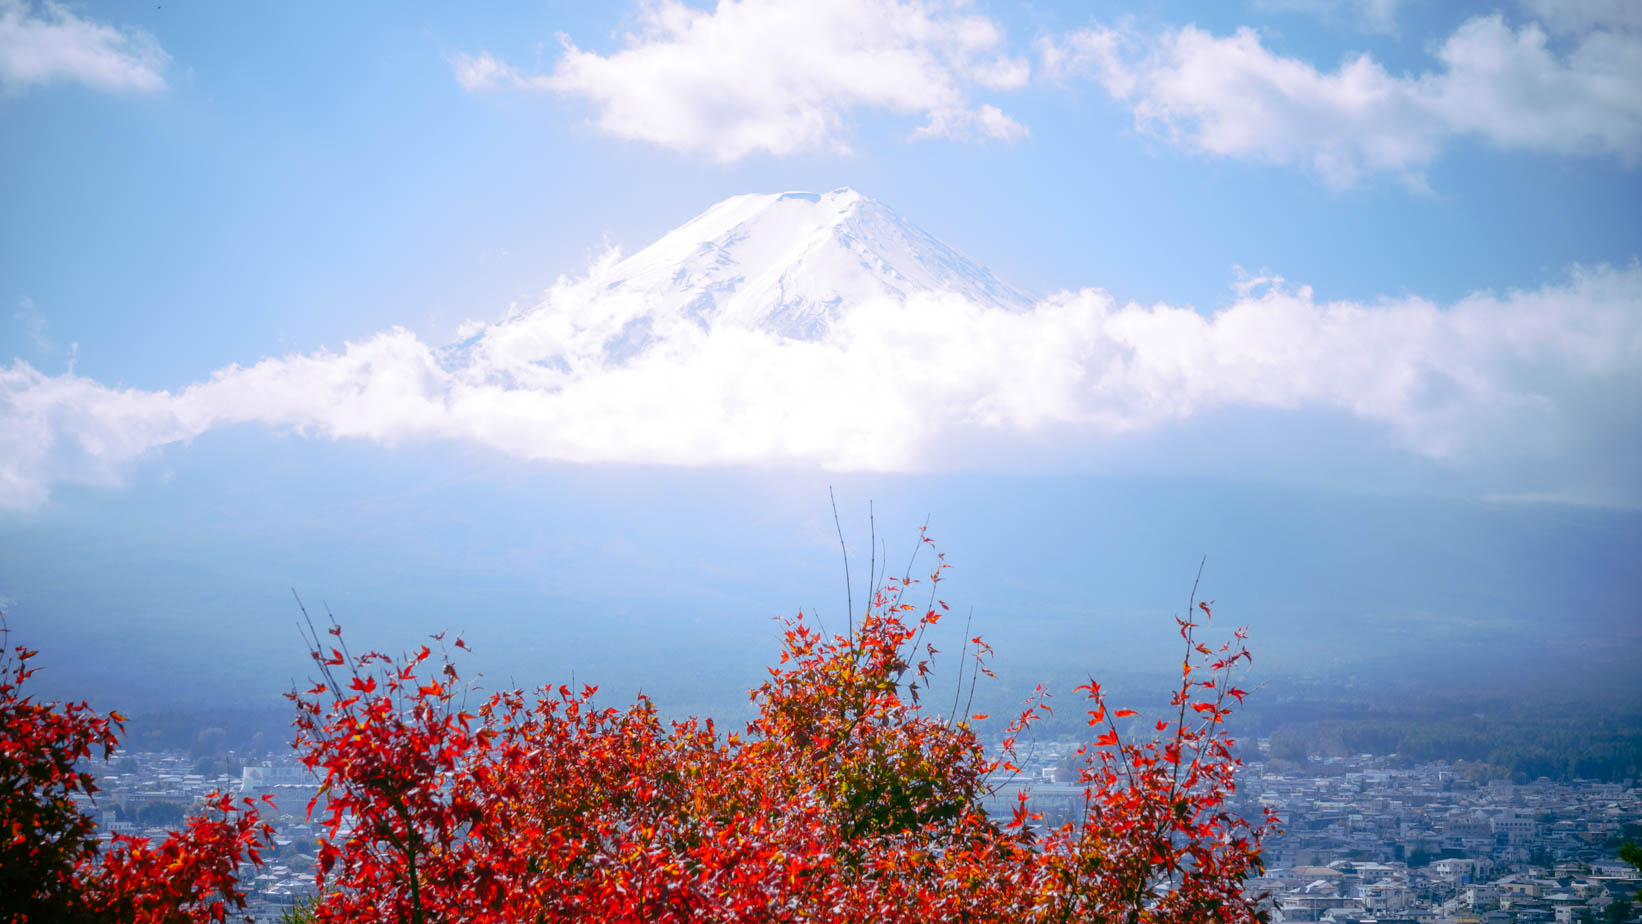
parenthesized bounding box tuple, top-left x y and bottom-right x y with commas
(84, 744, 1640, 923)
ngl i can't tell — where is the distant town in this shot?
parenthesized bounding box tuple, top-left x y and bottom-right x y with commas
(992, 742, 1642, 924)
(81, 740, 1642, 923)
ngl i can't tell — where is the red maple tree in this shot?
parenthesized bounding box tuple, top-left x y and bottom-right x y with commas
(0, 620, 274, 924)
(286, 533, 1277, 922)
(2, 533, 1274, 922)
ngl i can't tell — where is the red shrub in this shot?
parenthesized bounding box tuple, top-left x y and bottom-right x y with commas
(0, 622, 274, 924)
(288, 535, 1276, 922)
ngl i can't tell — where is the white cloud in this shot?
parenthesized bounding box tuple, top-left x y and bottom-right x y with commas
(448, 50, 514, 92)
(453, 0, 1029, 161)
(4, 261, 1640, 509)
(908, 102, 1028, 143)
(1430, 16, 1642, 160)
(0, 0, 168, 94)
(1046, 12, 1642, 187)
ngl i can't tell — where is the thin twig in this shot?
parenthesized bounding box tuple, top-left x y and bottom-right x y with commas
(948, 608, 973, 726)
(868, 500, 877, 612)
(829, 487, 854, 648)
(962, 639, 982, 725)
(1169, 557, 1206, 807)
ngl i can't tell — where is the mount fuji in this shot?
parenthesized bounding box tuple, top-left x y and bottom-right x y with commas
(451, 188, 1035, 377)
(594, 187, 1035, 338)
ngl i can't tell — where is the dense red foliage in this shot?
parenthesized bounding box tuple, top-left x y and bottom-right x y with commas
(0, 534, 1273, 922)
(0, 623, 274, 924)
(288, 535, 1277, 922)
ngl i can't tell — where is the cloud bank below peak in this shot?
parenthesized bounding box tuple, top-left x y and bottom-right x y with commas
(4, 259, 1640, 511)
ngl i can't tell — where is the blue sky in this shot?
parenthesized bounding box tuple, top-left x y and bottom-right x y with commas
(1, 0, 1639, 709)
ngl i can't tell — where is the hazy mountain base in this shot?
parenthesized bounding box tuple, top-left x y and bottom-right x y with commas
(4, 423, 1638, 784)
(110, 677, 1642, 787)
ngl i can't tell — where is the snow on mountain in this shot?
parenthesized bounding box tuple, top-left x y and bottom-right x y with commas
(602, 187, 1034, 338)
(451, 188, 1033, 381)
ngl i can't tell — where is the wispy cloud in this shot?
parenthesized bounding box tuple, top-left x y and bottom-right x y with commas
(13, 298, 52, 353)
(909, 102, 1027, 144)
(0, 0, 168, 95)
(449, 50, 514, 92)
(4, 260, 1639, 509)
(1044, 11, 1642, 188)
(451, 0, 1029, 161)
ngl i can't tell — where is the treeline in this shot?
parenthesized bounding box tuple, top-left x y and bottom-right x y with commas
(981, 670, 1642, 783)
(114, 675, 1642, 784)
(1264, 709, 1642, 782)
(117, 706, 291, 759)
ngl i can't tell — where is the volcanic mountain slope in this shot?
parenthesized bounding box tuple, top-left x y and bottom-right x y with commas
(451, 188, 1034, 380)
(604, 187, 1034, 337)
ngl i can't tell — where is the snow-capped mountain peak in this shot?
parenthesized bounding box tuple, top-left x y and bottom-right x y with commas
(588, 187, 1033, 339)
(451, 189, 1035, 381)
